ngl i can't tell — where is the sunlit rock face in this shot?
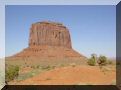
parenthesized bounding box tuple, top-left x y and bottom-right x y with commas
(29, 21, 72, 49)
(9, 21, 86, 62)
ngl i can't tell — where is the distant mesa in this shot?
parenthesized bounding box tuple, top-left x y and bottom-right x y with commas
(9, 21, 86, 61)
(29, 21, 72, 48)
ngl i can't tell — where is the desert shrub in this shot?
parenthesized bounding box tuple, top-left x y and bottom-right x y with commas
(41, 65, 51, 70)
(87, 54, 97, 66)
(51, 66, 56, 69)
(97, 55, 107, 66)
(36, 65, 40, 69)
(60, 64, 65, 67)
(107, 60, 113, 65)
(69, 63, 76, 67)
(31, 65, 40, 69)
(5, 65, 19, 82)
(31, 65, 36, 69)
(88, 58, 96, 66)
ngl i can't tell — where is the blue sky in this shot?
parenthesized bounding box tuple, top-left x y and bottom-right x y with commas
(5, 5, 116, 58)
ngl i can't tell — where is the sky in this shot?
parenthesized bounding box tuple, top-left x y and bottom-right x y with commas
(5, 5, 116, 58)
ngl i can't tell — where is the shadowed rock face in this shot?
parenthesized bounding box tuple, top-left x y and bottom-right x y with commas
(29, 21, 72, 48)
(9, 21, 86, 61)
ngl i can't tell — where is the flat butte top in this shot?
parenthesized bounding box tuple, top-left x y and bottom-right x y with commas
(34, 21, 66, 28)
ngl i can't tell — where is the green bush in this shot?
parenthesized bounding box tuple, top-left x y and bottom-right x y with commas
(88, 58, 96, 66)
(87, 54, 97, 66)
(97, 56, 107, 66)
(5, 65, 19, 82)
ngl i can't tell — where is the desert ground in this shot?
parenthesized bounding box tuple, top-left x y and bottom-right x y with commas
(6, 58, 116, 85)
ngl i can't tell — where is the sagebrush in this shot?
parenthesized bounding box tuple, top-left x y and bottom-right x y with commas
(5, 65, 19, 82)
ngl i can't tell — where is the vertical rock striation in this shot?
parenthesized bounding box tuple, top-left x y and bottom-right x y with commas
(29, 21, 72, 48)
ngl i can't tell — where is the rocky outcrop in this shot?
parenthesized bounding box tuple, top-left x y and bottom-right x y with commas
(10, 21, 86, 61)
(29, 21, 72, 48)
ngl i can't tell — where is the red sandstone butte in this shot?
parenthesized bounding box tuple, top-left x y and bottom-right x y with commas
(29, 21, 72, 48)
(11, 21, 86, 61)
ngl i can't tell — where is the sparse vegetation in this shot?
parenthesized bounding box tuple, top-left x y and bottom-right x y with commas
(88, 54, 97, 66)
(17, 69, 39, 81)
(69, 63, 76, 67)
(41, 65, 53, 70)
(97, 55, 107, 66)
(87, 54, 115, 66)
(15, 65, 57, 81)
(88, 58, 96, 66)
(36, 65, 40, 69)
(5, 55, 116, 85)
(5, 65, 19, 82)
(107, 60, 113, 65)
(31, 65, 40, 69)
(60, 64, 65, 67)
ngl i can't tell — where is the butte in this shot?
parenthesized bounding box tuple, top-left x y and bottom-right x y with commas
(6, 21, 87, 66)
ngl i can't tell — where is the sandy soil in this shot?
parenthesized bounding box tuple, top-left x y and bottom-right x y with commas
(11, 65, 116, 85)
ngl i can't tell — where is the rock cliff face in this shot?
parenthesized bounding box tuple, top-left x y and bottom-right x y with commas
(29, 21, 72, 48)
(11, 21, 86, 61)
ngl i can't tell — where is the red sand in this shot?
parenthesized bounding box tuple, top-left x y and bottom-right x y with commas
(17, 66, 116, 85)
